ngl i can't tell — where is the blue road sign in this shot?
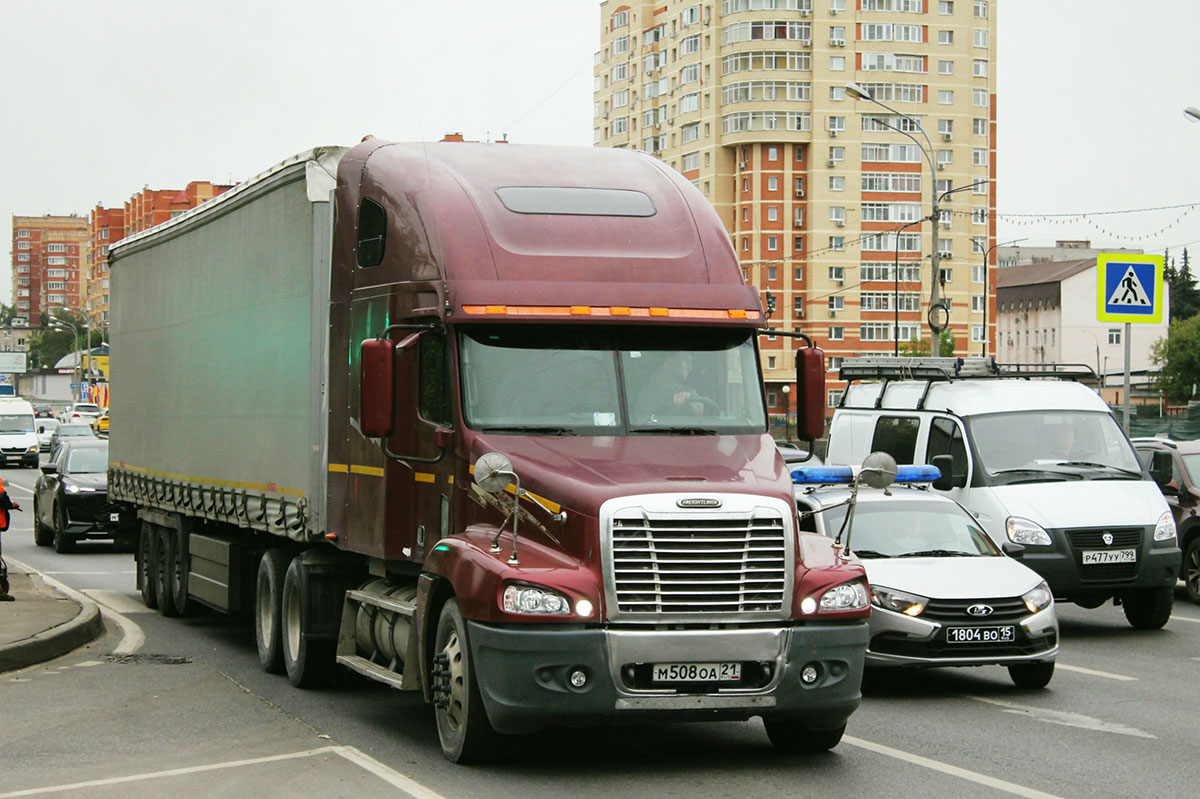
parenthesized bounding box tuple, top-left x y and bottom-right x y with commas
(1097, 254, 1164, 324)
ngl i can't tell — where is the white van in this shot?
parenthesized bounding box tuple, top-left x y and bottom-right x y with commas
(826, 357, 1181, 630)
(0, 398, 41, 468)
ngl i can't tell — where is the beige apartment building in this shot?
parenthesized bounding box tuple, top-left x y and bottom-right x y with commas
(594, 0, 997, 412)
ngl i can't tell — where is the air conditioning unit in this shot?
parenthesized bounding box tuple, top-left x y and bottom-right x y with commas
(835, 219, 845, 227)
(829, 128, 839, 137)
(942, 132, 952, 141)
(941, 219, 952, 229)
(799, 39, 812, 46)
(603, 111, 609, 119)
(937, 162, 946, 170)
(831, 38, 845, 47)
(939, 250, 953, 259)
(829, 309, 838, 318)
(795, 309, 805, 319)
(800, 8, 811, 15)
(795, 189, 805, 198)
(827, 159, 837, 167)
(739, 160, 747, 169)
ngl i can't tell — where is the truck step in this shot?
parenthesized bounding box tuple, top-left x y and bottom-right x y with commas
(346, 589, 415, 616)
(337, 654, 405, 688)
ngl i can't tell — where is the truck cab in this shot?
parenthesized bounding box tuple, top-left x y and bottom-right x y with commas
(826, 357, 1180, 629)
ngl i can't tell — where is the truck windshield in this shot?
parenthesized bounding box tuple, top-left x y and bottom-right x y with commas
(968, 411, 1142, 482)
(459, 326, 767, 435)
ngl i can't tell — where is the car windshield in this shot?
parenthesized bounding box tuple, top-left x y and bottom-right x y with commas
(73, 404, 101, 413)
(968, 411, 1142, 482)
(66, 447, 108, 474)
(0, 414, 33, 433)
(59, 426, 93, 436)
(38, 420, 59, 433)
(460, 326, 767, 435)
(1181, 453, 1200, 485)
(820, 499, 1001, 559)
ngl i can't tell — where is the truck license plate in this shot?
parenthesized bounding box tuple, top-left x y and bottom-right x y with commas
(1081, 548, 1136, 565)
(946, 626, 1016, 644)
(109, 513, 120, 522)
(652, 662, 741, 682)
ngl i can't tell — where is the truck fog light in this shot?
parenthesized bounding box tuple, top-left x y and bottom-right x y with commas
(575, 599, 594, 618)
(800, 597, 817, 615)
(570, 670, 588, 688)
(801, 665, 819, 684)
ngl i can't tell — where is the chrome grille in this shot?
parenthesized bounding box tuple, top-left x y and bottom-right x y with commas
(609, 509, 789, 617)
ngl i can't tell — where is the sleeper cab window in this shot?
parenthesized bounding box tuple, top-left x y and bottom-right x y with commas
(357, 198, 386, 267)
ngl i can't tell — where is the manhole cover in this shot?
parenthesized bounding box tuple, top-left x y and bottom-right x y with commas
(105, 654, 194, 665)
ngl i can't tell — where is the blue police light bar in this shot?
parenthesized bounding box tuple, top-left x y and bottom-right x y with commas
(791, 464, 942, 485)
(893, 465, 941, 483)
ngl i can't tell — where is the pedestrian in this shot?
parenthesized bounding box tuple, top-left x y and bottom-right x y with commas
(0, 476, 20, 601)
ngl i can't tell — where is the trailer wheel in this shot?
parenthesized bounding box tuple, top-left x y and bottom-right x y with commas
(433, 598, 498, 763)
(281, 556, 336, 688)
(256, 549, 291, 674)
(167, 528, 197, 616)
(156, 528, 181, 617)
(762, 719, 845, 753)
(138, 522, 158, 610)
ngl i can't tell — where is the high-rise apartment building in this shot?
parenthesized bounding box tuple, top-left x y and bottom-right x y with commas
(594, 0, 997, 412)
(11, 215, 89, 327)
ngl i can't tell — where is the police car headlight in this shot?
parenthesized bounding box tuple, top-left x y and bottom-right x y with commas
(502, 583, 572, 615)
(1154, 511, 1177, 542)
(817, 581, 869, 612)
(1006, 516, 1052, 546)
(870, 585, 928, 616)
(1022, 581, 1053, 613)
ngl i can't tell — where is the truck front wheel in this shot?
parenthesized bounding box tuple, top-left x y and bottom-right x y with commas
(762, 718, 845, 753)
(433, 598, 498, 763)
(1122, 585, 1173, 630)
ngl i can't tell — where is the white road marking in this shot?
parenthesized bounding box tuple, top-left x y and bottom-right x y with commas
(0, 746, 448, 798)
(844, 735, 1065, 799)
(82, 589, 153, 616)
(966, 695, 1156, 739)
(5, 483, 34, 495)
(8, 558, 144, 655)
(43, 571, 136, 576)
(1170, 614, 1200, 624)
(1055, 663, 1137, 681)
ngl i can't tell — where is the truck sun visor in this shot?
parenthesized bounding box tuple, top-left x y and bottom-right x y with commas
(496, 186, 657, 217)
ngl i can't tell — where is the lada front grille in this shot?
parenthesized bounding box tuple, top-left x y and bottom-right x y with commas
(921, 596, 1029, 624)
(602, 494, 794, 622)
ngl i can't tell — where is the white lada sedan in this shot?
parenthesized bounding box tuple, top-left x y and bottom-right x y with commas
(793, 465, 1059, 689)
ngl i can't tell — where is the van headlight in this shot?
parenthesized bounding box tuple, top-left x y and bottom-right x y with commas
(1006, 516, 1052, 546)
(1154, 511, 1177, 542)
(1022, 581, 1053, 613)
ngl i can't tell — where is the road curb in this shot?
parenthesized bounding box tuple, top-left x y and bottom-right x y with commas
(0, 578, 107, 673)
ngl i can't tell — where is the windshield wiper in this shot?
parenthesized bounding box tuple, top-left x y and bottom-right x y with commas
(900, 549, 976, 558)
(628, 426, 718, 435)
(479, 426, 576, 436)
(1054, 461, 1142, 477)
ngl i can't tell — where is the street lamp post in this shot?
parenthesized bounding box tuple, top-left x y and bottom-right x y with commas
(781, 384, 791, 443)
(893, 219, 923, 355)
(980, 237, 1028, 356)
(50, 317, 80, 402)
(846, 82, 942, 356)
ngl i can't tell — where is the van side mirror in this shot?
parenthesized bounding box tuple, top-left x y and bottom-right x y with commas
(930, 454, 966, 490)
(1149, 450, 1173, 487)
(1001, 541, 1026, 559)
(795, 346, 826, 443)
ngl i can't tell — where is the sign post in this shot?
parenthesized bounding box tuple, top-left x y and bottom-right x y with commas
(1096, 253, 1165, 434)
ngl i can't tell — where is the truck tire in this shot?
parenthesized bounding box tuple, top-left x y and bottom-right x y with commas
(256, 549, 291, 674)
(1122, 586, 1173, 630)
(1007, 661, 1055, 689)
(281, 556, 337, 688)
(156, 528, 181, 617)
(138, 522, 159, 610)
(166, 528, 197, 616)
(762, 719, 845, 753)
(433, 598, 498, 764)
(32, 496, 53, 547)
(1182, 536, 1200, 604)
(52, 503, 73, 554)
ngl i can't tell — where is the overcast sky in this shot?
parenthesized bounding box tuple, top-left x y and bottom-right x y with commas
(3, 0, 1199, 305)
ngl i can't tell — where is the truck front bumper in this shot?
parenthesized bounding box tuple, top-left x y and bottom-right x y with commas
(467, 621, 868, 735)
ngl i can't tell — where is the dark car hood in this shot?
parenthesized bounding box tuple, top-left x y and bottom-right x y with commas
(64, 473, 107, 491)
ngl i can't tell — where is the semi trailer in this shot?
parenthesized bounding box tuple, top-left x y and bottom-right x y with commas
(108, 140, 870, 762)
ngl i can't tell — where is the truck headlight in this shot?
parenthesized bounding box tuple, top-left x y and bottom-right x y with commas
(502, 583, 572, 615)
(817, 580, 869, 612)
(1022, 581, 1053, 613)
(1006, 516, 1052, 546)
(1154, 511, 1177, 542)
(870, 585, 928, 616)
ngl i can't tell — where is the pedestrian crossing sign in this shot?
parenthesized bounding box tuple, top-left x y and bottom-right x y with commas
(1097, 253, 1164, 324)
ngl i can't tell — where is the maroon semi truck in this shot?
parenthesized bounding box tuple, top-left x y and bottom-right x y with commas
(108, 140, 870, 763)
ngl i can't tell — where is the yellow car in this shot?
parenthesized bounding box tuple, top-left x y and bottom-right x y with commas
(92, 410, 109, 435)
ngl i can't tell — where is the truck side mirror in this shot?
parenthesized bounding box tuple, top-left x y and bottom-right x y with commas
(930, 454, 966, 490)
(359, 338, 396, 438)
(795, 346, 826, 443)
(1149, 450, 1173, 487)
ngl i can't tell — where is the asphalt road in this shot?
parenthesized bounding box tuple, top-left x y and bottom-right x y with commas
(2, 459, 1197, 799)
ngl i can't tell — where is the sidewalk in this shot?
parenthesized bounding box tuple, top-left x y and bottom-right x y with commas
(0, 560, 104, 672)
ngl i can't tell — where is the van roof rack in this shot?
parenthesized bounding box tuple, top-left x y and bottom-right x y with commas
(837, 356, 1099, 410)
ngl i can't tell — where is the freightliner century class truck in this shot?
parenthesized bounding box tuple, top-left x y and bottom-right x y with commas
(107, 140, 870, 763)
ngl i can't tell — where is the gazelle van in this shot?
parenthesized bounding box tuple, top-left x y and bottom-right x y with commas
(826, 357, 1181, 630)
(0, 398, 41, 468)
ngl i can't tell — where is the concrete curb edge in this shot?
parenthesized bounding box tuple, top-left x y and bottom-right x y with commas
(0, 592, 106, 673)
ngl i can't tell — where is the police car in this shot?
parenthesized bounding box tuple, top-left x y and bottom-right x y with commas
(793, 460, 1059, 688)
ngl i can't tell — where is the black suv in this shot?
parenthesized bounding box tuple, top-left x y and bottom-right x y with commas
(1133, 437, 1200, 603)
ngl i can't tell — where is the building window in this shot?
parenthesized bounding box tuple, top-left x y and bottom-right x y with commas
(611, 9, 629, 28)
(827, 356, 843, 372)
(829, 236, 845, 250)
(938, 59, 954, 75)
(972, 325, 985, 342)
(613, 35, 629, 54)
(612, 63, 627, 82)
(679, 93, 701, 112)
(681, 4, 701, 25)
(974, 0, 987, 16)
(938, 119, 953, 137)
(743, 237, 750, 251)
(829, 296, 845, 312)
(938, 0, 953, 12)
(973, 59, 988, 77)
(681, 151, 700, 170)
(830, 85, 846, 101)
(830, 206, 846, 223)
(972, 264, 986, 282)
(795, 296, 805, 314)
(938, 30, 953, 45)
(794, 265, 805, 280)
(829, 326, 844, 341)
(829, 145, 845, 162)
(768, 176, 779, 191)
(973, 118, 988, 135)
(973, 88, 989, 107)
(829, 56, 846, 71)
(938, 90, 953, 104)
(767, 237, 779, 252)
(1108, 328, 1121, 345)
(829, 176, 845, 191)
(612, 116, 628, 135)
(828, 389, 844, 407)
(829, 266, 845, 282)
(974, 28, 989, 47)
(973, 148, 989, 166)
(972, 295, 984, 312)
(768, 206, 779, 221)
